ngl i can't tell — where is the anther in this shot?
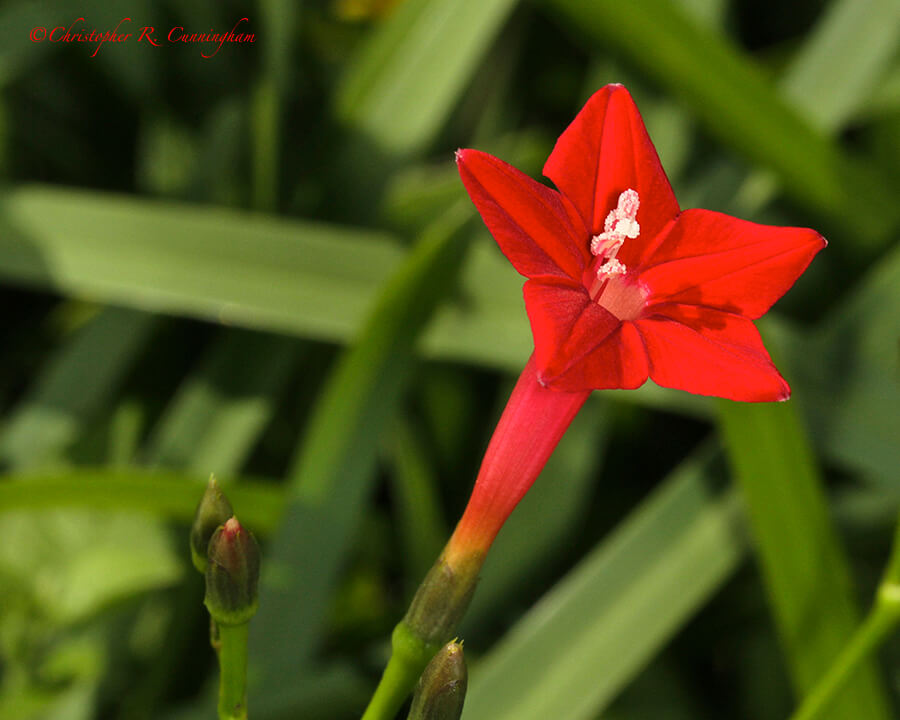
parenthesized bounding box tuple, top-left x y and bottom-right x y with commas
(590, 188, 641, 260)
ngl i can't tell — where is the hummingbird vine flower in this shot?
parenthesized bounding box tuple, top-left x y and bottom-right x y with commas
(362, 85, 825, 720)
(444, 83, 825, 564)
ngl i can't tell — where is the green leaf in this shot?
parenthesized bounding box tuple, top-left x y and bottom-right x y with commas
(0, 185, 404, 343)
(731, 0, 900, 217)
(248, 203, 473, 699)
(464, 443, 744, 720)
(145, 329, 301, 473)
(336, 0, 519, 156)
(0, 509, 182, 624)
(385, 416, 450, 586)
(0, 469, 284, 534)
(0, 1, 80, 86)
(0, 306, 158, 469)
(799, 242, 900, 487)
(780, 0, 900, 133)
(250, 0, 296, 212)
(717, 400, 891, 720)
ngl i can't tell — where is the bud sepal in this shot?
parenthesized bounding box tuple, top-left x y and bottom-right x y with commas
(190, 474, 234, 573)
(402, 550, 484, 648)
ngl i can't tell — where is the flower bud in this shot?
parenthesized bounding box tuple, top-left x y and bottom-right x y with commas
(205, 516, 260, 626)
(407, 640, 467, 720)
(190, 474, 234, 573)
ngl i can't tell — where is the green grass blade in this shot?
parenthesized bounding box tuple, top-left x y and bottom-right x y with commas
(248, 203, 473, 699)
(800, 242, 900, 486)
(731, 0, 900, 216)
(250, 0, 296, 212)
(464, 443, 744, 720)
(0, 469, 284, 534)
(0, 306, 158, 469)
(386, 415, 450, 586)
(717, 400, 891, 720)
(336, 0, 519, 156)
(145, 329, 301, 473)
(780, 0, 900, 133)
(0, 185, 404, 343)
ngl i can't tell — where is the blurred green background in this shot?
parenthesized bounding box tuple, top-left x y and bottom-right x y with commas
(0, 0, 898, 719)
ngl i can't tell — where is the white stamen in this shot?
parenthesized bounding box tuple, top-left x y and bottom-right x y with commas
(597, 258, 626, 277)
(615, 217, 640, 239)
(590, 234, 624, 257)
(617, 188, 640, 218)
(587, 189, 646, 319)
(590, 188, 641, 258)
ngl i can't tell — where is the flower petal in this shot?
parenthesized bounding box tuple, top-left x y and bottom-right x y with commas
(457, 149, 589, 281)
(639, 209, 827, 318)
(542, 85, 680, 267)
(636, 304, 789, 401)
(524, 280, 648, 391)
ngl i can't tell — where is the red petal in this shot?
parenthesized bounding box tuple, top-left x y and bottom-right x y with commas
(543, 85, 679, 268)
(457, 149, 589, 281)
(639, 209, 827, 318)
(636, 304, 790, 401)
(524, 281, 648, 391)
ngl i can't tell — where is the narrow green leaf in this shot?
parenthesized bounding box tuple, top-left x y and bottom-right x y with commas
(336, 0, 519, 155)
(250, 0, 295, 212)
(0, 306, 158, 469)
(386, 416, 449, 585)
(0, 186, 404, 343)
(0, 509, 182, 625)
(0, 1, 82, 86)
(799, 242, 900, 486)
(731, 0, 900, 217)
(718, 400, 891, 720)
(248, 203, 473, 698)
(464, 443, 744, 720)
(0, 469, 284, 534)
(145, 329, 301, 473)
(780, 0, 900, 133)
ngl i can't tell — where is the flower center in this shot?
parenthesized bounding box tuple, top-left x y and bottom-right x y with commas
(585, 189, 648, 321)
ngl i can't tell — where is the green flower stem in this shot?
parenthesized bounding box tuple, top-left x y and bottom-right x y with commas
(790, 511, 900, 720)
(362, 550, 485, 719)
(217, 623, 250, 720)
(362, 623, 441, 720)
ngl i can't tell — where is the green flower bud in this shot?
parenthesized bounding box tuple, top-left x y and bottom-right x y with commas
(205, 516, 260, 626)
(190, 474, 233, 573)
(407, 640, 467, 720)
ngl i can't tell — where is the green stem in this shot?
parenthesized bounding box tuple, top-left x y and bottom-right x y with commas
(217, 623, 250, 720)
(790, 585, 900, 720)
(251, 78, 278, 213)
(361, 623, 440, 720)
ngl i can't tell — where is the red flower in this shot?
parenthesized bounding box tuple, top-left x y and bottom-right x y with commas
(457, 84, 825, 402)
(385, 88, 827, 677)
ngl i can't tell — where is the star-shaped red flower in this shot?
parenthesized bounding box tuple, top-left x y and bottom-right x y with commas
(457, 84, 825, 402)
